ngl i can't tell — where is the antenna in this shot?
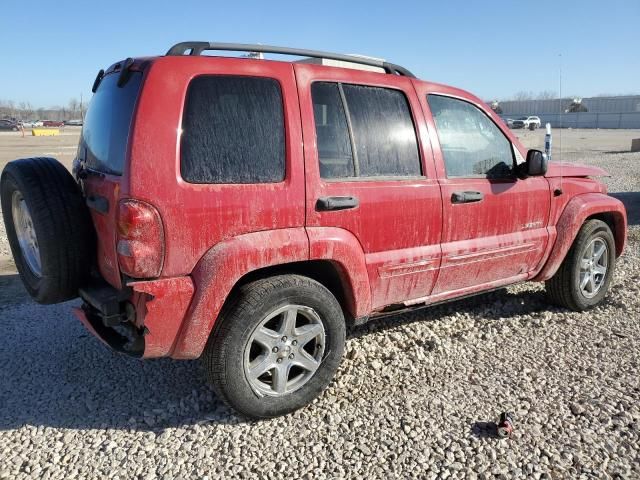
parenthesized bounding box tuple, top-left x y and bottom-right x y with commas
(558, 53, 563, 191)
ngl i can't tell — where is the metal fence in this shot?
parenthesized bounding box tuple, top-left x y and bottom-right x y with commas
(499, 96, 640, 115)
(505, 112, 640, 129)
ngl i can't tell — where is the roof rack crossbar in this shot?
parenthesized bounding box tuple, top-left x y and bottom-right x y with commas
(166, 42, 415, 78)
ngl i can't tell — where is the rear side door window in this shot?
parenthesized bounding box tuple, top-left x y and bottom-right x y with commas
(311, 82, 421, 179)
(181, 76, 285, 184)
(427, 95, 514, 178)
(310, 82, 355, 178)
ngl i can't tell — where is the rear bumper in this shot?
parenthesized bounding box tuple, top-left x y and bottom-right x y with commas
(75, 276, 194, 358)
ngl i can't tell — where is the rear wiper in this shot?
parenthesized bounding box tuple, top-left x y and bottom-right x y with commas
(91, 69, 104, 93)
(117, 58, 135, 88)
(77, 165, 105, 180)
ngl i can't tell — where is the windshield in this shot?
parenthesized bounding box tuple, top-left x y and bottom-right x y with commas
(81, 71, 142, 175)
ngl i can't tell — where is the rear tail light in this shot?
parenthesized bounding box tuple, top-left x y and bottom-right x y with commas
(116, 199, 164, 278)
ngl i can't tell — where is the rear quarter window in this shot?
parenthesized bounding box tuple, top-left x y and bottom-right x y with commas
(180, 76, 285, 184)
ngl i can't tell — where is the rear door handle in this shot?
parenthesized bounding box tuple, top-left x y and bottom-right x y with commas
(451, 191, 484, 204)
(316, 196, 359, 211)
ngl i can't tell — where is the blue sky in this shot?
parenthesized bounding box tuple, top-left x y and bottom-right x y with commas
(1, 0, 638, 107)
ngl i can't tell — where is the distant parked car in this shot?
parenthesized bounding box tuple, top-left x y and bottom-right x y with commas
(31, 120, 44, 127)
(20, 121, 35, 128)
(501, 117, 514, 128)
(0, 119, 19, 131)
(64, 119, 83, 126)
(42, 120, 65, 127)
(512, 116, 541, 129)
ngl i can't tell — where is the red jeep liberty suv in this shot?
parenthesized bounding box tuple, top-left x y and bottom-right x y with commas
(1, 42, 627, 418)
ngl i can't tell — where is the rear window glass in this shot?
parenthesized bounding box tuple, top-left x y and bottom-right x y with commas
(82, 71, 142, 175)
(180, 76, 285, 184)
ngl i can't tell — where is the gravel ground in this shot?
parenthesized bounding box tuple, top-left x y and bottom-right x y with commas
(0, 129, 638, 479)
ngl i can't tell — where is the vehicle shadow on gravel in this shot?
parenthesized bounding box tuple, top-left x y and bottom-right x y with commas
(0, 273, 241, 431)
(347, 288, 552, 340)
(0, 342, 239, 432)
(0, 273, 29, 306)
(610, 192, 639, 226)
(470, 421, 500, 439)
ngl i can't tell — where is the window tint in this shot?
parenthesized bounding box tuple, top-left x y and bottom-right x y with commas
(428, 95, 514, 178)
(311, 82, 355, 178)
(181, 76, 285, 184)
(82, 71, 142, 175)
(342, 85, 421, 177)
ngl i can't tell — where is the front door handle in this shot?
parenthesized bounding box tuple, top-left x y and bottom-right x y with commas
(451, 191, 484, 204)
(316, 196, 359, 211)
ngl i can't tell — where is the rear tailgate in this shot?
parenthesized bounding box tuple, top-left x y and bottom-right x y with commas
(75, 64, 144, 289)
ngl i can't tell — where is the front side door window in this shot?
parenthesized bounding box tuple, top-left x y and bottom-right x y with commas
(427, 94, 514, 179)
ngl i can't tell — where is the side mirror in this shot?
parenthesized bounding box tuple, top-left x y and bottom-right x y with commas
(522, 149, 548, 177)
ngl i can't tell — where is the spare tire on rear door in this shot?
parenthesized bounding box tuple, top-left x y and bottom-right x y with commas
(1, 157, 95, 304)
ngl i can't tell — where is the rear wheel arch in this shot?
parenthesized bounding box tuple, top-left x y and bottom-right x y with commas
(171, 228, 371, 359)
(229, 259, 359, 322)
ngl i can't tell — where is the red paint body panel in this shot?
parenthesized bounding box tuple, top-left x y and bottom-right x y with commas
(128, 277, 195, 358)
(295, 63, 444, 310)
(398, 272, 530, 310)
(128, 57, 305, 279)
(545, 162, 608, 178)
(432, 177, 550, 293)
(82, 175, 124, 289)
(413, 80, 551, 295)
(533, 193, 627, 281)
(306, 226, 372, 317)
(171, 228, 309, 359)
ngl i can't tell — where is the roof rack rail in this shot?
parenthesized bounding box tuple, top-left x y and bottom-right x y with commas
(166, 41, 415, 78)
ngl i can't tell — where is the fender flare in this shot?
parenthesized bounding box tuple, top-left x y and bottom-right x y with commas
(170, 227, 371, 359)
(171, 228, 309, 359)
(534, 193, 627, 281)
(306, 226, 372, 319)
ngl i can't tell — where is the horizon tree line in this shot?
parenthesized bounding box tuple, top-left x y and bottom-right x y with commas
(0, 98, 86, 121)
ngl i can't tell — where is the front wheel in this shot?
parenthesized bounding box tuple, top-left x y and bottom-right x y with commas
(545, 219, 616, 311)
(202, 274, 346, 418)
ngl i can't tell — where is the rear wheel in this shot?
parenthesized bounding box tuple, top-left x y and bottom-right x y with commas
(202, 274, 346, 418)
(545, 219, 616, 311)
(1, 157, 94, 304)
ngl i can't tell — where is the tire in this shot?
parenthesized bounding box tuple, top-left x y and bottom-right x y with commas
(545, 219, 616, 311)
(0, 157, 94, 304)
(202, 274, 346, 419)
